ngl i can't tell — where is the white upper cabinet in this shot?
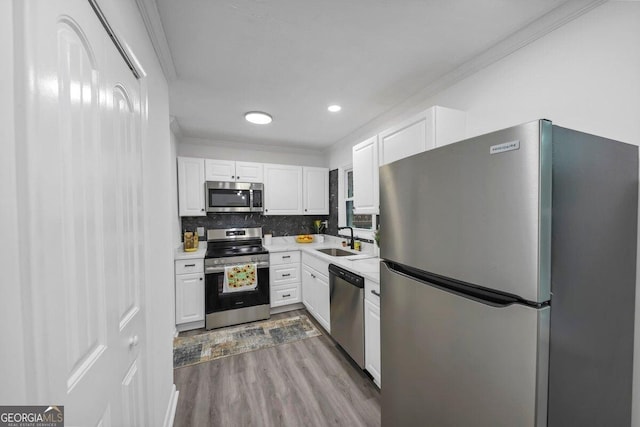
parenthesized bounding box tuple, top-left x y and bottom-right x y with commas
(205, 159, 264, 182)
(379, 106, 466, 165)
(177, 157, 206, 217)
(352, 136, 379, 215)
(303, 167, 329, 215)
(264, 164, 303, 215)
(235, 161, 264, 182)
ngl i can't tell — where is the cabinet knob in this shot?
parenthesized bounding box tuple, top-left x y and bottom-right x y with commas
(200, 277, 203, 281)
(236, 176, 240, 179)
(201, 208, 204, 211)
(304, 209, 307, 212)
(231, 176, 234, 179)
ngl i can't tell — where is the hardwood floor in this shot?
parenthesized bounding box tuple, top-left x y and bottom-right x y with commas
(173, 309, 381, 427)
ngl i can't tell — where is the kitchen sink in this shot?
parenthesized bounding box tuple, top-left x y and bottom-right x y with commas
(315, 248, 357, 257)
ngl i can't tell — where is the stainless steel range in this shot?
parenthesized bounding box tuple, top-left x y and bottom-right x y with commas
(204, 227, 270, 329)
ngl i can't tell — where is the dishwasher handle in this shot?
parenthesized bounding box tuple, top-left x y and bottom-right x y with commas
(328, 264, 364, 288)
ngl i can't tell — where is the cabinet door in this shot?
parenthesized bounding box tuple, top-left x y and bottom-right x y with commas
(205, 159, 236, 181)
(301, 266, 316, 313)
(432, 106, 467, 148)
(352, 136, 379, 215)
(175, 273, 205, 324)
(235, 161, 264, 182)
(264, 164, 303, 215)
(365, 298, 381, 387)
(177, 157, 206, 216)
(314, 272, 331, 333)
(379, 110, 433, 166)
(303, 167, 329, 215)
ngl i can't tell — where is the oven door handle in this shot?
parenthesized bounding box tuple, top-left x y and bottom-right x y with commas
(205, 261, 269, 274)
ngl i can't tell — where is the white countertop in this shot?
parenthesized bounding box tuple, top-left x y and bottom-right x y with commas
(264, 236, 380, 283)
(174, 241, 207, 260)
(173, 235, 381, 282)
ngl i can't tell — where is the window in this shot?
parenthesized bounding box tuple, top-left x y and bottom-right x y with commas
(343, 168, 375, 233)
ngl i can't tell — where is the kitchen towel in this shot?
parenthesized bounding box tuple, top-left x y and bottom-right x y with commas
(223, 263, 258, 293)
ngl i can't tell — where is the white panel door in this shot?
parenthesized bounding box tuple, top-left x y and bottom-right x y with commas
(21, 0, 147, 425)
(264, 164, 303, 215)
(178, 157, 206, 216)
(175, 273, 205, 324)
(314, 273, 331, 333)
(352, 136, 379, 215)
(303, 167, 329, 215)
(301, 266, 316, 313)
(235, 161, 264, 182)
(365, 299, 381, 387)
(205, 159, 236, 181)
(379, 110, 432, 166)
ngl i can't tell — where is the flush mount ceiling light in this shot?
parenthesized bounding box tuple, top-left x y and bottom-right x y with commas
(327, 104, 342, 113)
(244, 111, 272, 125)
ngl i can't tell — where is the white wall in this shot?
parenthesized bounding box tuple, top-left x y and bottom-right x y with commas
(328, 2, 640, 423)
(0, 0, 27, 404)
(179, 136, 327, 167)
(86, 1, 176, 426)
(170, 127, 182, 246)
(328, 1, 640, 169)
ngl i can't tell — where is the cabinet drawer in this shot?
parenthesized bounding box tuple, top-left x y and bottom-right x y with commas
(365, 279, 380, 307)
(270, 264, 301, 286)
(270, 251, 301, 265)
(271, 285, 301, 307)
(175, 258, 204, 275)
(301, 252, 329, 279)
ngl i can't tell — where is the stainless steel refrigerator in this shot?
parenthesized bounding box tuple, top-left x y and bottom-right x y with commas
(379, 119, 637, 427)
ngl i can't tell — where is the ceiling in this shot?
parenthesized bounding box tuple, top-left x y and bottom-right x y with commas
(150, 0, 593, 149)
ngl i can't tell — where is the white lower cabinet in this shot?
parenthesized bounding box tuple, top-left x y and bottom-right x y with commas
(301, 253, 330, 333)
(365, 279, 381, 387)
(175, 269, 205, 331)
(270, 251, 302, 308)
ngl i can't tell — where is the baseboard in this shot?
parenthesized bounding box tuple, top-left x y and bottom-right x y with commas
(162, 384, 179, 427)
(270, 302, 305, 315)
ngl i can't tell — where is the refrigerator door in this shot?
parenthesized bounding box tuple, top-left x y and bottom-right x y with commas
(379, 120, 551, 303)
(381, 263, 550, 427)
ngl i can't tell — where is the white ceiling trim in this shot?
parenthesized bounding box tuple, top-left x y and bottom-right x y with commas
(180, 136, 326, 156)
(329, 0, 607, 150)
(135, 0, 177, 81)
(169, 116, 182, 137)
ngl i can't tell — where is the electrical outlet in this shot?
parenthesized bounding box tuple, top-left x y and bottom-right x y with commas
(197, 227, 205, 237)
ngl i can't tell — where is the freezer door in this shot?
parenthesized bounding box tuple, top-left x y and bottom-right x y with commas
(379, 120, 551, 303)
(381, 263, 550, 427)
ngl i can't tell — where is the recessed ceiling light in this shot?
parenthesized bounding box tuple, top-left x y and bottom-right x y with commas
(245, 111, 272, 125)
(328, 104, 342, 113)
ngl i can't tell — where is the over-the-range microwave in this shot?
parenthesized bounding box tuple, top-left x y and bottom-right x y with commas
(205, 181, 264, 213)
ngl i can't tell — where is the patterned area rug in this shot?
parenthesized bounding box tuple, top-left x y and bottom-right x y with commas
(173, 315, 322, 368)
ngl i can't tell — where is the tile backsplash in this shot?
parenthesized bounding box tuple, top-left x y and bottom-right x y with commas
(181, 213, 329, 238)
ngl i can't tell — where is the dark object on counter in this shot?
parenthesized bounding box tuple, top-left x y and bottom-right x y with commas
(338, 226, 354, 249)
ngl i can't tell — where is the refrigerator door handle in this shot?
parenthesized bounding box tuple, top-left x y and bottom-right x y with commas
(383, 261, 548, 309)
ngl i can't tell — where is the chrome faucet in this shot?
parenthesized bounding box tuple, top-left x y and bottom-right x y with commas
(338, 226, 355, 249)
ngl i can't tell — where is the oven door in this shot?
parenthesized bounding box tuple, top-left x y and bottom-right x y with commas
(205, 262, 270, 314)
(206, 181, 253, 213)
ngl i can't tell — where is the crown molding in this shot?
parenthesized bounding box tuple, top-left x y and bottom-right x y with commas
(330, 0, 607, 150)
(169, 116, 183, 137)
(135, 0, 177, 81)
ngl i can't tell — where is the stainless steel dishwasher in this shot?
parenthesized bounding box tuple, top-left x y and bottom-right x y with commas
(329, 263, 365, 368)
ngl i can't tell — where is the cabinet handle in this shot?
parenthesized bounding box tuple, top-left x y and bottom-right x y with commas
(282, 255, 291, 259)
(311, 273, 316, 279)
(283, 294, 291, 298)
(282, 273, 291, 277)
(185, 264, 196, 267)
(371, 290, 380, 297)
